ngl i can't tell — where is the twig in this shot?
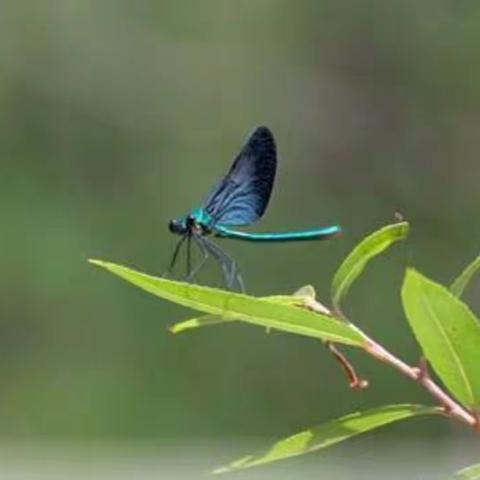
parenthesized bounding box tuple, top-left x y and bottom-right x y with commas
(307, 298, 477, 428)
(362, 336, 475, 427)
(325, 341, 369, 390)
(415, 356, 429, 380)
(299, 296, 368, 390)
(473, 411, 480, 432)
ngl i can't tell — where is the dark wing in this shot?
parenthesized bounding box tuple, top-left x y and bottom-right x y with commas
(203, 126, 277, 226)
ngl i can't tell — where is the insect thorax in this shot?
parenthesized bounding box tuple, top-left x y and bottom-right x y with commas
(189, 208, 213, 233)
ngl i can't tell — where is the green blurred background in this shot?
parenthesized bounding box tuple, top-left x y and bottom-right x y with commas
(1, 1, 479, 478)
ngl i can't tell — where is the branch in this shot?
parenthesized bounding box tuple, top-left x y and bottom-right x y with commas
(362, 335, 476, 427)
(325, 341, 369, 390)
(300, 296, 368, 390)
(307, 298, 477, 428)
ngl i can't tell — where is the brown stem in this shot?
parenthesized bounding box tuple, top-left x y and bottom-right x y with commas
(416, 356, 429, 380)
(307, 299, 477, 428)
(300, 297, 369, 390)
(362, 337, 476, 427)
(325, 341, 369, 390)
(473, 411, 480, 432)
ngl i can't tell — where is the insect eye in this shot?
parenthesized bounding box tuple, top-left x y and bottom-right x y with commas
(168, 219, 183, 234)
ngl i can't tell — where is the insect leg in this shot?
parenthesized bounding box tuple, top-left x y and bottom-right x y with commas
(202, 238, 245, 292)
(233, 268, 245, 293)
(163, 235, 187, 277)
(202, 238, 229, 284)
(186, 234, 192, 277)
(186, 234, 210, 281)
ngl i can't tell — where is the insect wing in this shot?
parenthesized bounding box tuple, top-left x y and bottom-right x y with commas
(204, 126, 277, 226)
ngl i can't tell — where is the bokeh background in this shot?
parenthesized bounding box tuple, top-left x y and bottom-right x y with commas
(1, 1, 480, 478)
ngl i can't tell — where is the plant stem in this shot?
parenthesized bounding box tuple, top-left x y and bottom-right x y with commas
(308, 299, 477, 428)
(361, 334, 476, 427)
(325, 341, 369, 390)
(302, 296, 369, 390)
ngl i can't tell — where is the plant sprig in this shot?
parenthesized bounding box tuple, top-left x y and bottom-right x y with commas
(89, 221, 480, 477)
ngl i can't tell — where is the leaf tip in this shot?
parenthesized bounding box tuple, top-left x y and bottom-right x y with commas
(400, 220, 410, 231)
(169, 324, 183, 335)
(212, 467, 227, 475)
(88, 258, 104, 267)
(212, 455, 254, 474)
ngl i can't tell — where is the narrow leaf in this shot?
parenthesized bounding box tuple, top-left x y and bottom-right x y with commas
(451, 255, 480, 297)
(169, 315, 227, 334)
(402, 268, 480, 408)
(170, 287, 324, 335)
(89, 260, 364, 346)
(453, 463, 480, 479)
(214, 404, 436, 473)
(332, 222, 409, 309)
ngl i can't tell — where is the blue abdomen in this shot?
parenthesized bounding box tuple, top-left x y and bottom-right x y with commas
(213, 225, 341, 242)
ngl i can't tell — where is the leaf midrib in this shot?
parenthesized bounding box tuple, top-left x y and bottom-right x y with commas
(419, 292, 474, 406)
(99, 262, 363, 345)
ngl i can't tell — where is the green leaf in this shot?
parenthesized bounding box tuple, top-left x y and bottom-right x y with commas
(402, 268, 480, 408)
(331, 222, 409, 310)
(214, 404, 437, 473)
(451, 255, 480, 298)
(169, 315, 227, 334)
(89, 260, 364, 346)
(452, 463, 480, 479)
(170, 287, 324, 335)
